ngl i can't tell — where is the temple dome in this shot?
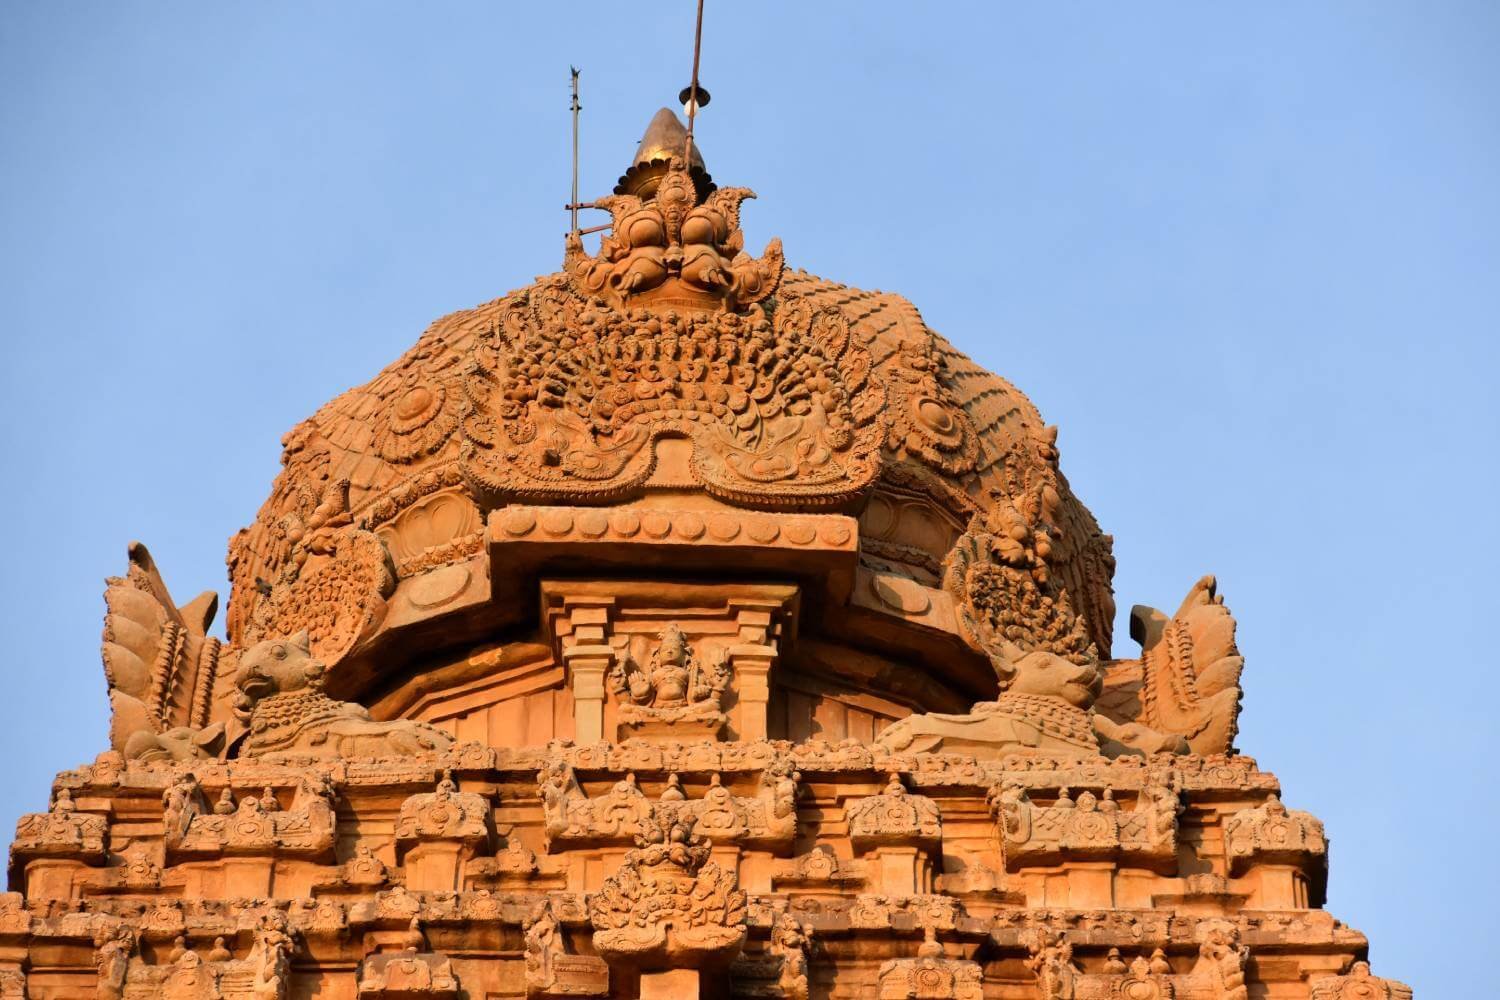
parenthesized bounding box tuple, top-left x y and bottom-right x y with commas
(225, 119, 1116, 695)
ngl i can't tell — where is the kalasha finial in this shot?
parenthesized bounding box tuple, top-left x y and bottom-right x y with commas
(614, 108, 713, 200)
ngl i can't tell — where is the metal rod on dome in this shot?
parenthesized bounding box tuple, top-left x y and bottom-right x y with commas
(569, 66, 581, 236)
(684, 0, 705, 163)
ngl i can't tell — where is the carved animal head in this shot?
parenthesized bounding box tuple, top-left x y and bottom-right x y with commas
(233, 630, 325, 712)
(1006, 649, 1102, 709)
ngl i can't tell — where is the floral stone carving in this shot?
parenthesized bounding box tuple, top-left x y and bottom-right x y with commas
(12, 789, 107, 861)
(846, 774, 942, 851)
(587, 814, 746, 970)
(1223, 794, 1328, 886)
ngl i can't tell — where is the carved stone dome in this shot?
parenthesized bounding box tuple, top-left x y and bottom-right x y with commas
(224, 116, 1116, 712)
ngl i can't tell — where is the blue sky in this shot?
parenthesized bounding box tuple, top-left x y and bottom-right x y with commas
(2, 3, 1495, 994)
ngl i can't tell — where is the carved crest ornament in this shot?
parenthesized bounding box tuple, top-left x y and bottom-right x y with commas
(4, 105, 1407, 1000)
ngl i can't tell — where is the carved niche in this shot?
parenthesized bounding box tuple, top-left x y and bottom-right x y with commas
(607, 624, 730, 740)
(543, 582, 798, 745)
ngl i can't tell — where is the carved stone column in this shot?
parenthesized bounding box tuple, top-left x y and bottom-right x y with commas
(725, 598, 784, 742)
(555, 596, 617, 744)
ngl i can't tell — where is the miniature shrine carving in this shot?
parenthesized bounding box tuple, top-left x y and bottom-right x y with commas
(5, 96, 1406, 1000)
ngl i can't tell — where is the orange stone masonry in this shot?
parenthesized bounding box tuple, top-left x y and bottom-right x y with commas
(6, 108, 1409, 1000)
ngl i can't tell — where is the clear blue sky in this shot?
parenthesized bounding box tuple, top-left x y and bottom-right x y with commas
(2, 3, 1495, 994)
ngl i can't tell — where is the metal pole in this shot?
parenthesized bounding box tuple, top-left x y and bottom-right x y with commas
(684, 0, 705, 163)
(570, 66, 581, 235)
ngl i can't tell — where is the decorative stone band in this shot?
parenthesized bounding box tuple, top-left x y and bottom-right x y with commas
(488, 506, 859, 604)
(161, 775, 338, 863)
(539, 766, 797, 852)
(394, 772, 492, 847)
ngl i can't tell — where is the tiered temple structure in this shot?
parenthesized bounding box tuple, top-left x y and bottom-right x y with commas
(6, 110, 1410, 1000)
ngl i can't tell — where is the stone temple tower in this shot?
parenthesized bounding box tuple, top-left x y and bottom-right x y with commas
(5, 108, 1409, 1000)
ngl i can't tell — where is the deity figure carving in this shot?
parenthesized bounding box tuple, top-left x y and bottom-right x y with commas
(608, 625, 730, 738)
(232, 632, 453, 758)
(93, 924, 135, 1000)
(768, 913, 812, 1000)
(1026, 930, 1080, 1000)
(524, 902, 609, 999)
(1190, 919, 1249, 1000)
(249, 911, 296, 1000)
